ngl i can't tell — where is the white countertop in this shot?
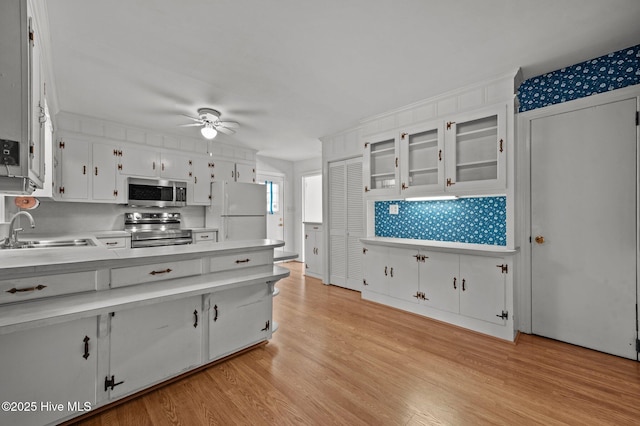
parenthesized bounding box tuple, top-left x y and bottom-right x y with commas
(0, 235, 285, 276)
(360, 236, 518, 256)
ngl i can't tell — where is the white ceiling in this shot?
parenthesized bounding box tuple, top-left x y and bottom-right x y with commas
(45, 0, 640, 161)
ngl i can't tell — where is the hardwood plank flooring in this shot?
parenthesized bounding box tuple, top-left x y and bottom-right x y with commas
(76, 262, 640, 426)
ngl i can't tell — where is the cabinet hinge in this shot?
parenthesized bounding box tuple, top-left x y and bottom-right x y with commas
(446, 121, 455, 130)
(117, 163, 122, 171)
(363, 279, 368, 286)
(401, 182, 407, 190)
(496, 310, 509, 320)
(401, 132, 408, 140)
(446, 178, 455, 186)
(261, 320, 270, 331)
(364, 142, 369, 148)
(59, 141, 65, 149)
(58, 186, 65, 194)
(413, 291, 428, 300)
(362, 247, 368, 254)
(113, 190, 118, 197)
(496, 264, 508, 274)
(364, 186, 370, 192)
(104, 375, 124, 392)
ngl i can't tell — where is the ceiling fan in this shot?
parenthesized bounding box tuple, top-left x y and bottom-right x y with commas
(181, 108, 239, 139)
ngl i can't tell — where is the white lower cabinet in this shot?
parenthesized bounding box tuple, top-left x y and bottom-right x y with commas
(362, 242, 512, 339)
(107, 296, 202, 399)
(304, 223, 323, 279)
(208, 283, 272, 361)
(0, 317, 98, 426)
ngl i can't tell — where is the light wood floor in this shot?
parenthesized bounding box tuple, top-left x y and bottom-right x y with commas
(77, 262, 640, 426)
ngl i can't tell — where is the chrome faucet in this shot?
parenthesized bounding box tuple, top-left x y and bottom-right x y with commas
(3, 211, 36, 248)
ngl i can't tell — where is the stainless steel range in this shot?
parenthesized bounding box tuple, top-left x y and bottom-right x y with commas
(125, 212, 192, 248)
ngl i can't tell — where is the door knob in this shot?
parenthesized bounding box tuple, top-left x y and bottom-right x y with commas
(535, 235, 545, 244)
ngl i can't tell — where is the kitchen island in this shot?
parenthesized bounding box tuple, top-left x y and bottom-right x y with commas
(0, 238, 288, 426)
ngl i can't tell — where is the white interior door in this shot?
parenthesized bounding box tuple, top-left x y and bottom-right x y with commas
(531, 97, 638, 359)
(329, 157, 364, 291)
(257, 174, 284, 246)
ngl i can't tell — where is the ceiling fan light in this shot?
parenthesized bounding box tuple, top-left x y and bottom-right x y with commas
(201, 124, 217, 139)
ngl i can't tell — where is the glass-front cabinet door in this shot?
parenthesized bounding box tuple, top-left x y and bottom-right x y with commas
(363, 130, 399, 195)
(444, 104, 507, 191)
(399, 120, 444, 195)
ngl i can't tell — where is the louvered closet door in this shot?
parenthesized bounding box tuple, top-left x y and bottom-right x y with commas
(329, 157, 364, 291)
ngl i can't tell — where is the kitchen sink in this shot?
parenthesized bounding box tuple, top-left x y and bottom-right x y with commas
(0, 239, 96, 249)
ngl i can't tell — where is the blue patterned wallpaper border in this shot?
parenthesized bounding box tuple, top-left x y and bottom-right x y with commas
(518, 44, 640, 112)
(374, 197, 506, 246)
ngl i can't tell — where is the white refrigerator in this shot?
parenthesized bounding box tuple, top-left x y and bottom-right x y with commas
(206, 181, 267, 241)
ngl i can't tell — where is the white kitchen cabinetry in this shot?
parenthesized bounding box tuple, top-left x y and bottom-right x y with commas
(107, 296, 202, 399)
(0, 317, 98, 426)
(304, 223, 323, 279)
(361, 241, 513, 340)
(117, 144, 158, 177)
(399, 121, 445, 195)
(191, 157, 215, 205)
(234, 162, 256, 183)
(208, 283, 272, 361)
(0, 270, 99, 305)
(110, 258, 202, 288)
(55, 137, 90, 200)
(92, 142, 122, 201)
(213, 159, 256, 183)
(159, 152, 192, 180)
(0, 0, 45, 192)
(444, 104, 507, 191)
(362, 244, 417, 297)
(363, 130, 400, 195)
(192, 229, 217, 243)
(363, 103, 508, 197)
(55, 138, 125, 202)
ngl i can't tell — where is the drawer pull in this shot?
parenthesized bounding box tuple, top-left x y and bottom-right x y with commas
(6, 284, 47, 294)
(200, 235, 209, 239)
(213, 304, 218, 322)
(193, 310, 199, 328)
(149, 268, 173, 275)
(235, 259, 251, 264)
(105, 241, 119, 246)
(83, 336, 90, 360)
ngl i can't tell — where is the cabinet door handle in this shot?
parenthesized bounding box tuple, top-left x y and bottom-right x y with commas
(213, 304, 218, 322)
(384, 266, 388, 276)
(453, 277, 457, 289)
(462, 279, 466, 292)
(193, 310, 199, 328)
(499, 139, 504, 153)
(95, 166, 98, 176)
(83, 165, 87, 175)
(83, 336, 90, 360)
(149, 268, 172, 275)
(438, 149, 442, 161)
(390, 267, 394, 278)
(395, 157, 398, 168)
(6, 284, 47, 294)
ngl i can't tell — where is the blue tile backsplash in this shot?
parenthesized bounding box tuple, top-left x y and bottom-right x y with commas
(375, 197, 506, 246)
(518, 44, 640, 112)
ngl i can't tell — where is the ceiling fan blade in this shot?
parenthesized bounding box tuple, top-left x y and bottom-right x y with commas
(217, 121, 239, 129)
(216, 126, 236, 135)
(180, 114, 204, 123)
(178, 123, 202, 127)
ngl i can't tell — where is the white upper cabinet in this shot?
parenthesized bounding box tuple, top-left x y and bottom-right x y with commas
(118, 144, 158, 178)
(363, 130, 400, 195)
(363, 102, 508, 198)
(159, 152, 192, 180)
(444, 104, 507, 191)
(399, 120, 445, 195)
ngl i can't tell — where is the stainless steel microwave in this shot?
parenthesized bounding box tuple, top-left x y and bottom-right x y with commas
(127, 178, 187, 207)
